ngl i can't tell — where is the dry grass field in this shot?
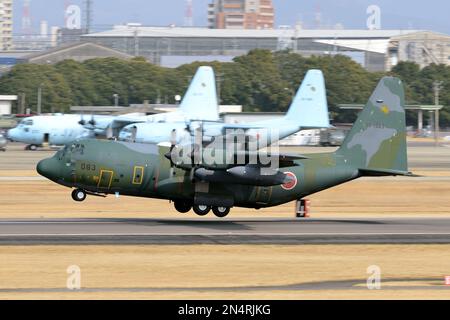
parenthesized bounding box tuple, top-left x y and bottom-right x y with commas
(0, 245, 449, 299)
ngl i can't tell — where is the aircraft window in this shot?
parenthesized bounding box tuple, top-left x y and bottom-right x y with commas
(70, 143, 85, 155)
(20, 119, 33, 126)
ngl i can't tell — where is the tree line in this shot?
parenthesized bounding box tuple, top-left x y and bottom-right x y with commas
(0, 49, 449, 127)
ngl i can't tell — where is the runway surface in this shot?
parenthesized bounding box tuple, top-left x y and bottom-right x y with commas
(1, 217, 450, 245)
(0, 277, 445, 293)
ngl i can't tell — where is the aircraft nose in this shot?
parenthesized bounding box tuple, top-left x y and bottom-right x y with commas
(37, 157, 59, 181)
(6, 129, 15, 141)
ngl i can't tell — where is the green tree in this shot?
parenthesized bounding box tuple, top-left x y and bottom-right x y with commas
(0, 63, 72, 113)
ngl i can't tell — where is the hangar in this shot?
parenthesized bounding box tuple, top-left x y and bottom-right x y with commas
(82, 25, 450, 71)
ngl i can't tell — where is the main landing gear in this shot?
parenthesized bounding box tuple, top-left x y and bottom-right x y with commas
(212, 206, 230, 218)
(174, 201, 192, 214)
(173, 201, 231, 218)
(71, 189, 87, 202)
(193, 205, 211, 216)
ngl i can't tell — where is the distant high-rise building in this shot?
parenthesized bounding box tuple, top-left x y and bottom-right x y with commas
(185, 0, 194, 27)
(208, 0, 274, 29)
(0, 0, 13, 50)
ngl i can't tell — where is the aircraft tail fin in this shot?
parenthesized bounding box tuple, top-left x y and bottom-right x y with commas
(285, 69, 330, 128)
(179, 66, 219, 121)
(336, 77, 409, 174)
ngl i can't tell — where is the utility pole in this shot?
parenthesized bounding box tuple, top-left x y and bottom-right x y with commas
(433, 80, 443, 146)
(20, 93, 26, 114)
(37, 85, 42, 114)
(216, 73, 224, 106)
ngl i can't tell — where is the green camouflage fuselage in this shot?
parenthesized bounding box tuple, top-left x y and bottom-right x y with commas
(40, 139, 358, 209)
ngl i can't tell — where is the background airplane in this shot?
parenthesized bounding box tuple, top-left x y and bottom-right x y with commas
(7, 66, 220, 150)
(7, 114, 100, 150)
(118, 69, 330, 148)
(36, 77, 411, 218)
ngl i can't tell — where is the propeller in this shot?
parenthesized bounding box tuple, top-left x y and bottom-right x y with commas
(88, 115, 96, 127)
(78, 114, 86, 126)
(168, 129, 177, 177)
(106, 125, 114, 140)
(130, 125, 137, 143)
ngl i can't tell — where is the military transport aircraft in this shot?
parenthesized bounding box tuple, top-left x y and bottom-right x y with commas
(7, 66, 220, 150)
(118, 69, 330, 147)
(37, 77, 413, 218)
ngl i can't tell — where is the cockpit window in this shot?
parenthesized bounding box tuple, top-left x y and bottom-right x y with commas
(21, 119, 34, 126)
(70, 143, 85, 155)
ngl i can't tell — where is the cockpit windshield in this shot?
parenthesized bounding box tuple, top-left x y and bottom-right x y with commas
(20, 119, 34, 126)
(70, 143, 85, 155)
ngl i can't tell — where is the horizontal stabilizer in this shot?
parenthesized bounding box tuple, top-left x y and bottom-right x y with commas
(359, 168, 418, 177)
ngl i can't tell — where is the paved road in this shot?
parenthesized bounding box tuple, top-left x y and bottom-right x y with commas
(1, 217, 450, 245)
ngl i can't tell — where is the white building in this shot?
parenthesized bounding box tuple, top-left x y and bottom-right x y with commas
(0, 95, 17, 115)
(0, 0, 13, 51)
(83, 26, 450, 71)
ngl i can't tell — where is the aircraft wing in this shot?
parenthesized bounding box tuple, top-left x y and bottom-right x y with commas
(221, 124, 266, 130)
(235, 151, 307, 168)
(108, 118, 147, 138)
(167, 146, 307, 171)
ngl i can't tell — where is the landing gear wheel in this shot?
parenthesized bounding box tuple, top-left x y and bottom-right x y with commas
(71, 189, 87, 202)
(193, 205, 211, 216)
(212, 206, 230, 218)
(174, 201, 192, 213)
(25, 144, 38, 151)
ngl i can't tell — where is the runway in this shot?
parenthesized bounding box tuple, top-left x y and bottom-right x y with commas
(1, 217, 450, 245)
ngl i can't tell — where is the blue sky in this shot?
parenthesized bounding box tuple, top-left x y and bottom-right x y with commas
(13, 0, 450, 35)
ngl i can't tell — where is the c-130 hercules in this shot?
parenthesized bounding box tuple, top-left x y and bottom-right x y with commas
(37, 77, 413, 218)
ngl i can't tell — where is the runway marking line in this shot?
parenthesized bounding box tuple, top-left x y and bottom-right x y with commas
(1, 233, 450, 237)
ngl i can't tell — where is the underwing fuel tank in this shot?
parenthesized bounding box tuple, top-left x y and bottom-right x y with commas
(195, 166, 294, 187)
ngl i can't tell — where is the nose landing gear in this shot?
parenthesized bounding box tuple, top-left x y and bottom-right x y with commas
(25, 144, 39, 151)
(71, 189, 87, 202)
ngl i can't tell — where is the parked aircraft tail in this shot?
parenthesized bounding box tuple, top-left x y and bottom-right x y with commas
(285, 69, 330, 128)
(179, 66, 219, 122)
(336, 77, 410, 176)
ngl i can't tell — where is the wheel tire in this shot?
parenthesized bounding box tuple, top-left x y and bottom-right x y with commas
(193, 205, 211, 216)
(71, 189, 87, 202)
(174, 201, 192, 214)
(29, 145, 38, 151)
(212, 206, 231, 218)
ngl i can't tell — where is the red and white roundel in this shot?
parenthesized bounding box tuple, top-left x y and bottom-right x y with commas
(281, 172, 298, 191)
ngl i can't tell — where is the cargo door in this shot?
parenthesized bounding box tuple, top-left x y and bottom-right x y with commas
(98, 170, 114, 190)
